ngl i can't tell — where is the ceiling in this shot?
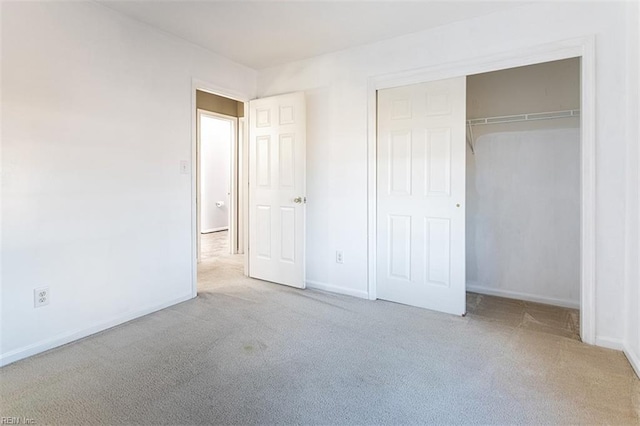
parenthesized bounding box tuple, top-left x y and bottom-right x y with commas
(97, 1, 523, 70)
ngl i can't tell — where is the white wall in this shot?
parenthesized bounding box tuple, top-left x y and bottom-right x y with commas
(466, 128, 580, 307)
(624, 0, 640, 377)
(258, 2, 635, 347)
(0, 1, 256, 365)
(200, 116, 232, 233)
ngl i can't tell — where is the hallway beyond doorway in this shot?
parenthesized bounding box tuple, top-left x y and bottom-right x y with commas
(198, 230, 244, 294)
(201, 230, 230, 260)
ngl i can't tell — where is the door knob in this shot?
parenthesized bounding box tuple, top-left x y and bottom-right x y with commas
(293, 197, 303, 204)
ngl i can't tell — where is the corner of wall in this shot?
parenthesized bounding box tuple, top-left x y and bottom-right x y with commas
(624, 345, 640, 378)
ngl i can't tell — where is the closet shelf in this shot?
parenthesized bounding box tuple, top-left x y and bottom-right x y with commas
(465, 108, 580, 155)
(467, 109, 580, 126)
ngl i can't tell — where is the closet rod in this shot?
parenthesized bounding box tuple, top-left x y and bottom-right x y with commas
(467, 109, 580, 126)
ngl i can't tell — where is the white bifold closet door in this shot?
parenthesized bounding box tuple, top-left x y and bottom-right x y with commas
(249, 92, 306, 289)
(377, 77, 466, 315)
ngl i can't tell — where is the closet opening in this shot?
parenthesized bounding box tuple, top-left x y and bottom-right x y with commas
(464, 58, 581, 340)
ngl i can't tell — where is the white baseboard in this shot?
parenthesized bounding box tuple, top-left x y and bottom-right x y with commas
(202, 227, 228, 233)
(466, 283, 580, 309)
(623, 345, 640, 379)
(0, 293, 195, 367)
(594, 336, 625, 351)
(306, 280, 369, 299)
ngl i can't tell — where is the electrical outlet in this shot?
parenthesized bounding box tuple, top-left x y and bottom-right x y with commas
(34, 287, 49, 308)
(336, 250, 344, 264)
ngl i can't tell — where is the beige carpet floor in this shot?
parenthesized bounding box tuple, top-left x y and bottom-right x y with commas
(1, 231, 638, 424)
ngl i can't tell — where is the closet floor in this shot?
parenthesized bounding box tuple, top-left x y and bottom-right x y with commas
(466, 292, 581, 341)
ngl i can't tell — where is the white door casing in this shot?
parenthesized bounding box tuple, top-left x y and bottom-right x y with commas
(249, 92, 306, 288)
(238, 117, 246, 255)
(376, 77, 466, 315)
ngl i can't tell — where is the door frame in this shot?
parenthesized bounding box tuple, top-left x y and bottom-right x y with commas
(191, 79, 250, 297)
(366, 36, 596, 344)
(196, 109, 238, 255)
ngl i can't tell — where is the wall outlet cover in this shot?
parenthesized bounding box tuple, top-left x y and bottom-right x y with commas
(34, 287, 49, 308)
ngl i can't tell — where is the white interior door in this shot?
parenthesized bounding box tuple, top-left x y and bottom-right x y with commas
(376, 77, 466, 315)
(249, 92, 306, 288)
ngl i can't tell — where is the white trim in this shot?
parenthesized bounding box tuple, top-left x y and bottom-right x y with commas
(366, 76, 377, 301)
(623, 345, 640, 379)
(306, 280, 369, 299)
(241, 112, 250, 277)
(595, 336, 625, 351)
(230, 115, 240, 255)
(191, 79, 251, 297)
(366, 36, 597, 344)
(580, 36, 597, 346)
(238, 116, 246, 255)
(466, 284, 579, 309)
(0, 293, 193, 367)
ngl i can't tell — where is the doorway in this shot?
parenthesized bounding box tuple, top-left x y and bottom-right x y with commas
(367, 38, 596, 344)
(464, 58, 581, 340)
(199, 111, 235, 248)
(191, 83, 309, 294)
(195, 89, 246, 291)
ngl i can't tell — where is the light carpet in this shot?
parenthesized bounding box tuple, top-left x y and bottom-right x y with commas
(1, 232, 638, 424)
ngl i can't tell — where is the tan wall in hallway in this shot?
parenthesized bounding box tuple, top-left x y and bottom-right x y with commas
(196, 90, 244, 117)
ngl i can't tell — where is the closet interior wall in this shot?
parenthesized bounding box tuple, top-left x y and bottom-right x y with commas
(466, 58, 581, 308)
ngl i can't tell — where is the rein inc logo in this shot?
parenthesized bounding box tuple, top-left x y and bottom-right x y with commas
(1, 418, 36, 425)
